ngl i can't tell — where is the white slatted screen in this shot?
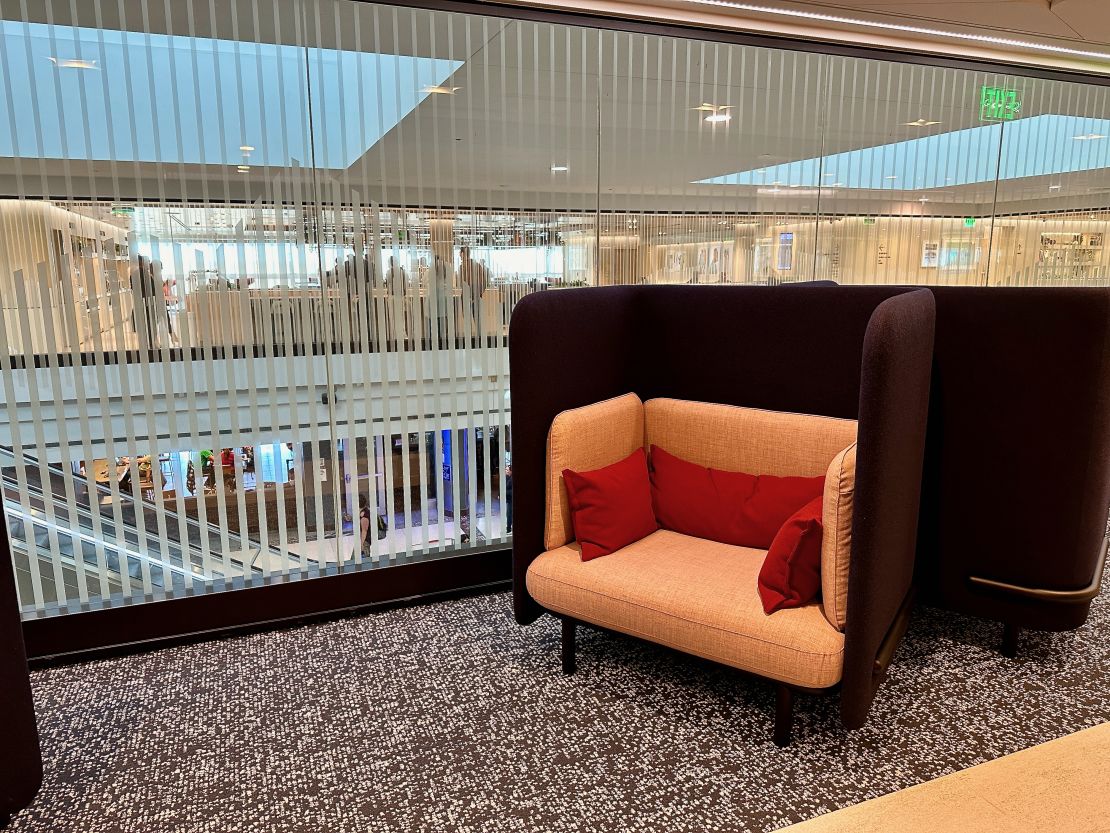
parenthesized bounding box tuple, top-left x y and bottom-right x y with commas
(0, 0, 1107, 618)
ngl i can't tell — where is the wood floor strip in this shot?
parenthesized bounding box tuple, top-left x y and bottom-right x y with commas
(783, 722, 1110, 833)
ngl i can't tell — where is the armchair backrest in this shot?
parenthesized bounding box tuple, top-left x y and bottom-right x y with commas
(643, 398, 855, 477)
(644, 398, 857, 632)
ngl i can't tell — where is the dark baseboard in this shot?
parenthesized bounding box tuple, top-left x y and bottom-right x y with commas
(24, 548, 512, 667)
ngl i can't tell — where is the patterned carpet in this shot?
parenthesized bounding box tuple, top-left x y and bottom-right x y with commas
(9, 588, 1110, 833)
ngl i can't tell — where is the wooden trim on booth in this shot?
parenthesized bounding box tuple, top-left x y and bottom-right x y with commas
(871, 588, 915, 681)
(23, 548, 512, 665)
(967, 538, 1109, 605)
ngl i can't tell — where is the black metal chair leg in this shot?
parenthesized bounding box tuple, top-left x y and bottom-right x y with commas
(1001, 623, 1021, 658)
(561, 617, 576, 675)
(773, 683, 794, 747)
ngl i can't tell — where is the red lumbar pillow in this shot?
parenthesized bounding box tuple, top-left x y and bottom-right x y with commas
(650, 445, 824, 549)
(563, 448, 658, 561)
(757, 496, 825, 614)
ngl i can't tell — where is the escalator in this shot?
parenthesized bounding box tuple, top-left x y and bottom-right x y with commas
(1, 447, 292, 615)
(1, 445, 280, 562)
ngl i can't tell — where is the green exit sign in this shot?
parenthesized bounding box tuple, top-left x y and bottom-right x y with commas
(964, 217, 977, 227)
(980, 86, 1022, 122)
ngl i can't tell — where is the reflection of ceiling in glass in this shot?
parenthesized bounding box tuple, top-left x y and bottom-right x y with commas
(698, 115, 1110, 190)
(0, 21, 462, 168)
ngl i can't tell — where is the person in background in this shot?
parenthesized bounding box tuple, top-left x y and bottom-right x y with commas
(130, 255, 160, 347)
(504, 463, 513, 534)
(386, 256, 407, 296)
(220, 447, 236, 492)
(153, 262, 176, 346)
(356, 494, 373, 560)
(458, 246, 489, 336)
(429, 254, 452, 349)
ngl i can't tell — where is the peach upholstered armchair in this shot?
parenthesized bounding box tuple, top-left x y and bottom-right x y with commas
(508, 285, 935, 745)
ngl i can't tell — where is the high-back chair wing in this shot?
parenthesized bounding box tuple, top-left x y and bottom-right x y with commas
(841, 291, 936, 728)
(508, 286, 643, 626)
(916, 287, 1110, 635)
(509, 285, 936, 733)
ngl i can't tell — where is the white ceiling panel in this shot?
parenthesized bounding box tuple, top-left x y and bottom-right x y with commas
(751, 0, 1110, 45)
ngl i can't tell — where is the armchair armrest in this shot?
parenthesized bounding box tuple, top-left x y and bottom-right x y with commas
(544, 393, 645, 550)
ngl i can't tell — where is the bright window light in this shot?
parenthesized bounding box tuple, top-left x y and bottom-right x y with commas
(2, 21, 463, 168)
(698, 114, 1110, 190)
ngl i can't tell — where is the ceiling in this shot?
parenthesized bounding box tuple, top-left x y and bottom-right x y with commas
(764, 0, 1110, 48)
(546, 0, 1110, 75)
(1, 0, 1109, 217)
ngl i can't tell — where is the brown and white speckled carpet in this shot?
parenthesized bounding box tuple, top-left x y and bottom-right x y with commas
(9, 588, 1110, 833)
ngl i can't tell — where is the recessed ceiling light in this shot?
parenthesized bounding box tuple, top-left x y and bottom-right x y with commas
(884, 175, 898, 180)
(47, 57, 97, 69)
(823, 173, 837, 178)
(759, 187, 822, 195)
(691, 103, 732, 112)
(1073, 133, 1107, 141)
(423, 85, 461, 95)
(830, 182, 845, 187)
(705, 113, 732, 123)
(550, 164, 569, 172)
(919, 197, 929, 203)
(237, 165, 250, 172)
(903, 118, 941, 127)
(1049, 184, 1062, 190)
(240, 145, 254, 152)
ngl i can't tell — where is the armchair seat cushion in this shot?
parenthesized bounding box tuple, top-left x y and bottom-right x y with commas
(526, 529, 845, 689)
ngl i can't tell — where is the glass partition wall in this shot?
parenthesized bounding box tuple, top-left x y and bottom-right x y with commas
(1, 0, 1108, 622)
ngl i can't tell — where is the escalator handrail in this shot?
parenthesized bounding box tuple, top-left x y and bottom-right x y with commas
(0, 444, 284, 559)
(5, 499, 208, 585)
(2, 477, 268, 576)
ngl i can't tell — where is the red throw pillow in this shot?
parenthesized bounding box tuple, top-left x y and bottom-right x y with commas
(758, 496, 825, 614)
(563, 448, 658, 562)
(650, 445, 824, 548)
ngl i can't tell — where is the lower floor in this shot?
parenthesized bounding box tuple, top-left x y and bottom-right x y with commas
(10, 588, 1110, 832)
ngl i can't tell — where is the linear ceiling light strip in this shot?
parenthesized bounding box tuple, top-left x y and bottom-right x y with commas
(683, 0, 1110, 63)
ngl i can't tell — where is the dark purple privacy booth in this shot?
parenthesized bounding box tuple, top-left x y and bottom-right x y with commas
(509, 285, 936, 730)
(916, 287, 1110, 652)
(0, 513, 42, 824)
